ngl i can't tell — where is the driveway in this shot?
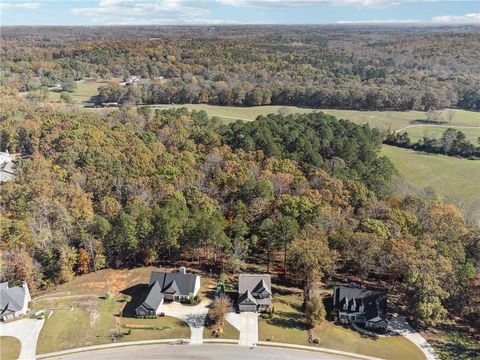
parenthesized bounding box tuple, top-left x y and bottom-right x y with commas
(226, 312, 258, 346)
(161, 299, 211, 345)
(0, 318, 45, 359)
(389, 316, 440, 360)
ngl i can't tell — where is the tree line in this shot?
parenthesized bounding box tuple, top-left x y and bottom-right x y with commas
(384, 128, 480, 159)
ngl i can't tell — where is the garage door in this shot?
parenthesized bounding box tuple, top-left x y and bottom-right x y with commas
(239, 304, 257, 312)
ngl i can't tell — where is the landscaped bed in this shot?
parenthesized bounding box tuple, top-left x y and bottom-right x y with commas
(258, 283, 426, 360)
(0, 336, 21, 360)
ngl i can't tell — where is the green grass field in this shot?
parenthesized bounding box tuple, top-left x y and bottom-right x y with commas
(35, 296, 122, 354)
(148, 104, 479, 131)
(0, 336, 21, 360)
(404, 125, 479, 143)
(381, 145, 480, 214)
(258, 284, 425, 360)
(48, 80, 108, 104)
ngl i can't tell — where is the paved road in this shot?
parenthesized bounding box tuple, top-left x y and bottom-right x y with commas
(0, 318, 45, 359)
(47, 344, 354, 360)
(160, 299, 211, 344)
(226, 312, 259, 346)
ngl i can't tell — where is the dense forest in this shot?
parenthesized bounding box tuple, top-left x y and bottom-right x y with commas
(1, 90, 479, 329)
(1, 25, 480, 110)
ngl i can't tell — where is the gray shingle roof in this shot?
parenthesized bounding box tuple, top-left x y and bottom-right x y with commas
(238, 274, 272, 307)
(149, 271, 199, 297)
(238, 290, 257, 305)
(0, 283, 28, 316)
(138, 281, 164, 311)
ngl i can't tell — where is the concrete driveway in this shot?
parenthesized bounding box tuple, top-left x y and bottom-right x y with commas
(226, 312, 258, 346)
(161, 299, 211, 345)
(0, 318, 45, 359)
(389, 316, 440, 360)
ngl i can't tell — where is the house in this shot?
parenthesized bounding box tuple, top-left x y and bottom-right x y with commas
(237, 274, 272, 312)
(0, 151, 16, 182)
(333, 285, 388, 330)
(135, 267, 200, 317)
(0, 282, 31, 321)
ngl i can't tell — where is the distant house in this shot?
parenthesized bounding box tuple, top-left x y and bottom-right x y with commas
(0, 151, 16, 182)
(135, 267, 201, 317)
(333, 285, 388, 330)
(237, 274, 272, 312)
(123, 75, 140, 86)
(0, 282, 31, 321)
(101, 102, 119, 107)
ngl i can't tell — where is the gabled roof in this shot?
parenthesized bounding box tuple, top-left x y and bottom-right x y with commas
(238, 290, 257, 305)
(238, 274, 272, 306)
(163, 280, 180, 294)
(238, 274, 271, 294)
(334, 285, 387, 322)
(252, 279, 271, 296)
(149, 271, 199, 296)
(0, 283, 29, 316)
(137, 281, 164, 312)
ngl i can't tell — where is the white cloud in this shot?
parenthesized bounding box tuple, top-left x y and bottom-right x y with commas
(0, 2, 40, 10)
(337, 19, 420, 24)
(338, 12, 480, 25)
(71, 0, 227, 25)
(432, 12, 480, 24)
(218, 0, 400, 7)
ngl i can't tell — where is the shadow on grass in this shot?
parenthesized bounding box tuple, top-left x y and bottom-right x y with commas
(120, 284, 148, 318)
(268, 310, 308, 331)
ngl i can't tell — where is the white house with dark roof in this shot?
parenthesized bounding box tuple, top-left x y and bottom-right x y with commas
(237, 274, 272, 312)
(135, 267, 200, 317)
(0, 281, 31, 321)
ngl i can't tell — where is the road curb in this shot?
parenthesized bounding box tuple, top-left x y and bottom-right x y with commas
(36, 339, 190, 359)
(36, 339, 386, 359)
(257, 341, 385, 360)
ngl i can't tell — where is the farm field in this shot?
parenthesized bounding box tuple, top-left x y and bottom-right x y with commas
(381, 145, 480, 216)
(148, 104, 479, 131)
(403, 125, 479, 143)
(258, 284, 425, 360)
(48, 79, 109, 104)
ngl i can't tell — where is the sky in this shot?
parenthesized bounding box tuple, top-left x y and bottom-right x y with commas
(0, 0, 479, 26)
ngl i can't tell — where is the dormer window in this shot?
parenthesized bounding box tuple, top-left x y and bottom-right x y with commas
(359, 305, 364, 313)
(343, 297, 349, 310)
(350, 298, 356, 311)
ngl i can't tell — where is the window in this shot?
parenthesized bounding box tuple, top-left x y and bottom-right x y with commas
(359, 305, 364, 312)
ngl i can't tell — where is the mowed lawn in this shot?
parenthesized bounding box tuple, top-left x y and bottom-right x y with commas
(258, 284, 425, 360)
(382, 145, 480, 213)
(33, 267, 214, 354)
(0, 336, 21, 360)
(35, 296, 122, 354)
(118, 316, 190, 342)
